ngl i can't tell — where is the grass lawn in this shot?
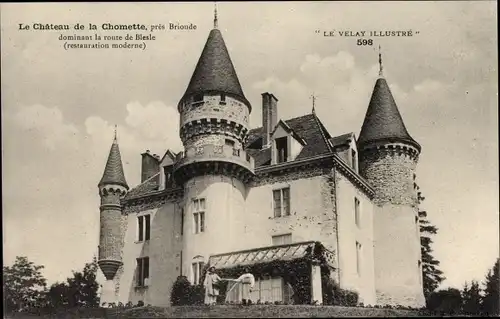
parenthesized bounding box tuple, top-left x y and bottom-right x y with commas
(5, 305, 424, 318)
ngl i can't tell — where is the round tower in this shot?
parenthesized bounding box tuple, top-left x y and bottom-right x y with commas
(173, 12, 254, 280)
(357, 53, 425, 307)
(97, 129, 129, 282)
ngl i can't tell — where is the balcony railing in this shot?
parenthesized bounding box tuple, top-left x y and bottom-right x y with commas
(174, 144, 254, 172)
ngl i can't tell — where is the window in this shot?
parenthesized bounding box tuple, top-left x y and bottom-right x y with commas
(193, 198, 206, 234)
(225, 139, 235, 147)
(193, 93, 204, 103)
(351, 149, 357, 172)
(164, 165, 174, 189)
(191, 261, 205, 285)
(247, 277, 284, 303)
(356, 242, 362, 276)
(137, 215, 151, 242)
(275, 137, 288, 163)
(272, 234, 292, 246)
(354, 197, 361, 227)
(136, 257, 150, 287)
(273, 187, 290, 217)
(220, 93, 226, 104)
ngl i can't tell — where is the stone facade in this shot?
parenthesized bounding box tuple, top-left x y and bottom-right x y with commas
(179, 93, 249, 128)
(359, 143, 425, 307)
(359, 143, 419, 206)
(97, 24, 425, 308)
(98, 184, 128, 281)
(100, 162, 381, 305)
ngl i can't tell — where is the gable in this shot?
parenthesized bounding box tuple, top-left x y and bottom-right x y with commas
(244, 113, 331, 168)
(160, 150, 177, 167)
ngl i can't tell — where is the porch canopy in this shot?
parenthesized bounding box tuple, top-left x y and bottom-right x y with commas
(207, 241, 336, 304)
(208, 241, 336, 274)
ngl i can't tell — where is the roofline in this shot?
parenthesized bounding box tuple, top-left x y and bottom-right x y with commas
(159, 149, 177, 164)
(312, 112, 333, 153)
(269, 119, 307, 145)
(357, 137, 421, 153)
(98, 180, 129, 190)
(122, 172, 161, 200)
(256, 152, 375, 198)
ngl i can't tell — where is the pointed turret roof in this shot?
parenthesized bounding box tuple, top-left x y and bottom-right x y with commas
(358, 78, 420, 151)
(180, 27, 251, 110)
(358, 51, 420, 151)
(98, 130, 129, 189)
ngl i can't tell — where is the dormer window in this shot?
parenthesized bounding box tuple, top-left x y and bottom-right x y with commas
(220, 93, 226, 105)
(276, 137, 288, 163)
(193, 93, 204, 104)
(164, 165, 174, 189)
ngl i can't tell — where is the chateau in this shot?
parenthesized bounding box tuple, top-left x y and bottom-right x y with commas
(97, 14, 425, 308)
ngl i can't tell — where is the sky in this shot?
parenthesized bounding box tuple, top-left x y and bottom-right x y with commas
(1, 2, 498, 291)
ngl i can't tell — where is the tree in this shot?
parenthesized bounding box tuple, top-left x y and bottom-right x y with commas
(427, 288, 463, 315)
(3, 256, 48, 313)
(46, 256, 100, 309)
(66, 256, 101, 307)
(482, 258, 499, 316)
(46, 282, 70, 309)
(417, 187, 445, 299)
(461, 280, 482, 315)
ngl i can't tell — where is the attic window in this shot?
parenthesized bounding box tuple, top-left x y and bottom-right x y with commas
(276, 137, 288, 163)
(193, 93, 204, 103)
(164, 165, 174, 189)
(220, 93, 226, 104)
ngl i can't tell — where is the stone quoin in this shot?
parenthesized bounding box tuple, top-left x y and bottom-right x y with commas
(97, 10, 425, 308)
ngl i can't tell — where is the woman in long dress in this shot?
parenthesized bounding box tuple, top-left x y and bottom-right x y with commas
(203, 266, 222, 305)
(224, 268, 255, 305)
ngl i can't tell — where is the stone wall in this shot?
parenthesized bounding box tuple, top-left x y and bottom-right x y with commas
(185, 134, 242, 149)
(109, 162, 382, 306)
(359, 144, 424, 307)
(359, 145, 418, 206)
(98, 186, 128, 279)
(179, 94, 249, 129)
(241, 167, 339, 265)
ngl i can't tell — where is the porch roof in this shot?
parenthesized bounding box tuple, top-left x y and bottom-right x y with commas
(208, 241, 336, 270)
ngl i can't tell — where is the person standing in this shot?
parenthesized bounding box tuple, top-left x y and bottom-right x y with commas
(203, 266, 222, 306)
(236, 268, 255, 305)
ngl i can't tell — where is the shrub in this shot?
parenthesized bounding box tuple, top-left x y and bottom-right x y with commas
(322, 277, 359, 307)
(190, 285, 205, 305)
(170, 276, 192, 306)
(170, 276, 205, 306)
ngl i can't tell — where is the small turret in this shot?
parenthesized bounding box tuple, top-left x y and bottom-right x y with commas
(98, 127, 128, 281)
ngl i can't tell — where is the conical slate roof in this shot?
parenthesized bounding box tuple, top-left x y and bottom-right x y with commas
(358, 77, 420, 151)
(98, 136, 129, 189)
(180, 28, 251, 109)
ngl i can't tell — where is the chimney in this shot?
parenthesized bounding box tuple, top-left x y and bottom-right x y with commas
(262, 92, 278, 147)
(141, 150, 160, 183)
